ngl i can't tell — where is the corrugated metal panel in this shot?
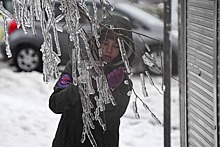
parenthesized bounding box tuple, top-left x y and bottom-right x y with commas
(188, 73, 213, 104)
(188, 63, 213, 83)
(187, 30, 213, 46)
(187, 39, 213, 56)
(186, 0, 215, 146)
(188, 23, 213, 38)
(218, 0, 220, 146)
(187, 46, 213, 64)
(188, 6, 213, 19)
(187, 53, 213, 74)
(188, 0, 214, 10)
(187, 14, 213, 28)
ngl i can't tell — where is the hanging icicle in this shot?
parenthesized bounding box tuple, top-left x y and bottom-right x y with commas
(117, 38, 131, 74)
(132, 98, 140, 119)
(140, 73, 148, 97)
(96, 74, 117, 106)
(142, 52, 154, 67)
(40, 0, 61, 83)
(132, 89, 161, 124)
(94, 107, 106, 130)
(99, 0, 114, 19)
(79, 0, 92, 22)
(41, 33, 60, 83)
(2, 14, 12, 58)
(92, 0, 101, 56)
(0, 2, 12, 58)
(145, 71, 163, 95)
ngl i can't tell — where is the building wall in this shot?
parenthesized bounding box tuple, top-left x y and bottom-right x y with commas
(180, 0, 218, 146)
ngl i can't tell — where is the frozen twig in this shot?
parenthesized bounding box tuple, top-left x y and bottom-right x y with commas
(132, 88, 161, 124)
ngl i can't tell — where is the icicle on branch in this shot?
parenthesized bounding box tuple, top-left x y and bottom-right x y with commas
(94, 107, 106, 130)
(145, 71, 163, 95)
(0, 1, 12, 58)
(132, 88, 161, 124)
(140, 73, 148, 97)
(132, 96, 140, 119)
(78, 82, 97, 146)
(118, 38, 131, 74)
(100, 0, 114, 18)
(142, 51, 162, 74)
(2, 13, 12, 58)
(40, 0, 61, 83)
(0, 0, 166, 146)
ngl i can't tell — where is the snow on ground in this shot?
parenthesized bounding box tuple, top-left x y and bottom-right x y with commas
(0, 66, 180, 147)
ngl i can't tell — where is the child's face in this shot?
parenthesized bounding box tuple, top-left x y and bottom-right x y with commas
(100, 38, 120, 63)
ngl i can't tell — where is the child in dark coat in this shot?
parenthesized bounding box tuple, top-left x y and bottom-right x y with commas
(49, 14, 134, 147)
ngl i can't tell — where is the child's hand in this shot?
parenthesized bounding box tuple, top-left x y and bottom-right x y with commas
(107, 67, 125, 89)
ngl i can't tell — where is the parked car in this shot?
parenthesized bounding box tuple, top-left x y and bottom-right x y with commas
(0, 0, 178, 74)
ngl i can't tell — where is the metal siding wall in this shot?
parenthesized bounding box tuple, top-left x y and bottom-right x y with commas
(218, 1, 220, 145)
(186, 0, 215, 146)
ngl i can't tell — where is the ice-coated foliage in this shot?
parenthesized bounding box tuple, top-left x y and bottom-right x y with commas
(0, 0, 162, 146)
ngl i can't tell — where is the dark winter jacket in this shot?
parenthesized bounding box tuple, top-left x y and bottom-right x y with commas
(49, 61, 133, 147)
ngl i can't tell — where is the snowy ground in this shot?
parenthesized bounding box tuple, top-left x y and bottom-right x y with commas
(0, 62, 180, 147)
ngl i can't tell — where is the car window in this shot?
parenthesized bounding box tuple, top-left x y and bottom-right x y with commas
(115, 3, 163, 29)
(54, 3, 62, 18)
(1, 0, 13, 14)
(129, 17, 150, 30)
(109, 9, 150, 31)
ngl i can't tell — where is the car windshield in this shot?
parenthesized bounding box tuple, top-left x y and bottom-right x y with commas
(115, 3, 163, 27)
(1, 0, 14, 14)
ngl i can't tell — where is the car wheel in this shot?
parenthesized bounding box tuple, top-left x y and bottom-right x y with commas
(14, 45, 42, 72)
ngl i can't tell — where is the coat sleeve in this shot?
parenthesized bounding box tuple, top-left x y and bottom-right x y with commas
(49, 61, 80, 114)
(103, 75, 132, 131)
(112, 76, 133, 118)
